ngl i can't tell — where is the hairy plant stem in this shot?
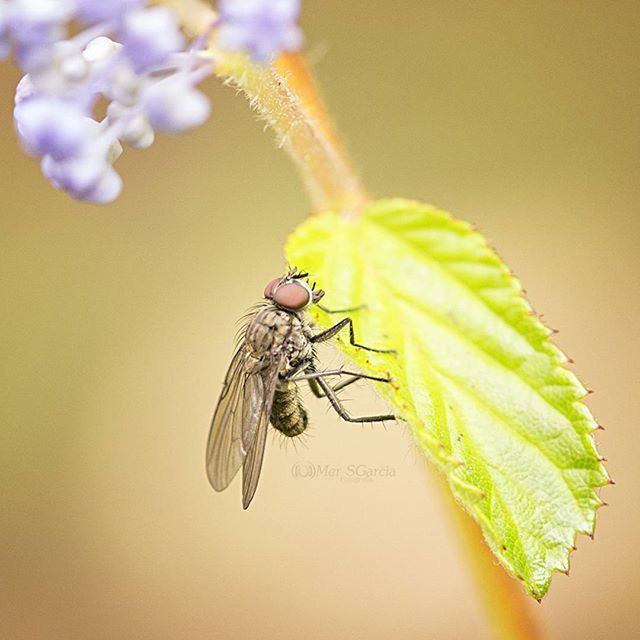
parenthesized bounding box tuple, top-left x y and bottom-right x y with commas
(161, 0, 368, 216)
(164, 1, 546, 637)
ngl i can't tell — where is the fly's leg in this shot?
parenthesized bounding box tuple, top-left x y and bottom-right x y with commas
(284, 366, 392, 401)
(307, 375, 361, 398)
(316, 376, 396, 423)
(279, 357, 314, 381)
(311, 317, 395, 354)
(288, 368, 396, 420)
(284, 368, 391, 384)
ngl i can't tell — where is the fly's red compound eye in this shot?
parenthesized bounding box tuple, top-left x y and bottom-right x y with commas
(263, 278, 282, 299)
(273, 282, 312, 310)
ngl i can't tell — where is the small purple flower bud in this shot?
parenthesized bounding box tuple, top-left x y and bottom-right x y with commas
(42, 153, 103, 192)
(14, 96, 95, 161)
(218, 0, 303, 63)
(144, 78, 210, 134)
(104, 63, 141, 107)
(83, 36, 122, 64)
(7, 0, 74, 37)
(121, 114, 155, 148)
(53, 40, 90, 82)
(28, 39, 90, 95)
(7, 0, 74, 70)
(82, 166, 123, 204)
(42, 153, 122, 204)
(107, 102, 155, 149)
(6, 0, 74, 46)
(14, 74, 36, 104)
(120, 7, 185, 73)
(75, 0, 146, 25)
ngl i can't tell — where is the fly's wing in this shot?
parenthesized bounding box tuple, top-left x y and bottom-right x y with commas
(241, 354, 284, 509)
(206, 343, 267, 492)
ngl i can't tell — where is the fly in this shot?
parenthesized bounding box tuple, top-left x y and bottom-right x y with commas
(205, 267, 396, 509)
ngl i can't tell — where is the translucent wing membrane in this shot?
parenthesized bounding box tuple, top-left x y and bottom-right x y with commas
(206, 345, 254, 491)
(206, 339, 284, 507)
(241, 358, 282, 509)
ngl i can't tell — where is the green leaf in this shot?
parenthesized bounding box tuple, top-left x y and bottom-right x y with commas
(285, 198, 609, 599)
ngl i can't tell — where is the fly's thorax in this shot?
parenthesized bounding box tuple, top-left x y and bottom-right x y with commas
(245, 306, 292, 357)
(245, 304, 313, 364)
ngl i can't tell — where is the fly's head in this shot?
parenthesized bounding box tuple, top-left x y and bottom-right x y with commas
(263, 267, 324, 312)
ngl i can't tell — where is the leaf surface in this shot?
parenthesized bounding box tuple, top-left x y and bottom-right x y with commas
(285, 198, 609, 599)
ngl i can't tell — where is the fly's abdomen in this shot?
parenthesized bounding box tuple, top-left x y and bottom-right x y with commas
(270, 387, 308, 437)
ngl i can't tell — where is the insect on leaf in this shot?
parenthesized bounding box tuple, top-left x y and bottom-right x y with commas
(285, 198, 609, 600)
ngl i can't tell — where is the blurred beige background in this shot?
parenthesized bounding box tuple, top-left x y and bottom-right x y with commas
(1, 1, 638, 638)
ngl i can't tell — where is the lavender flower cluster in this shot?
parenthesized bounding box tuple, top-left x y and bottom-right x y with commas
(1, 0, 302, 204)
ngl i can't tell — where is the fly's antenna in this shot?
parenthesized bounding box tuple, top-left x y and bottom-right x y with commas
(285, 265, 310, 281)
